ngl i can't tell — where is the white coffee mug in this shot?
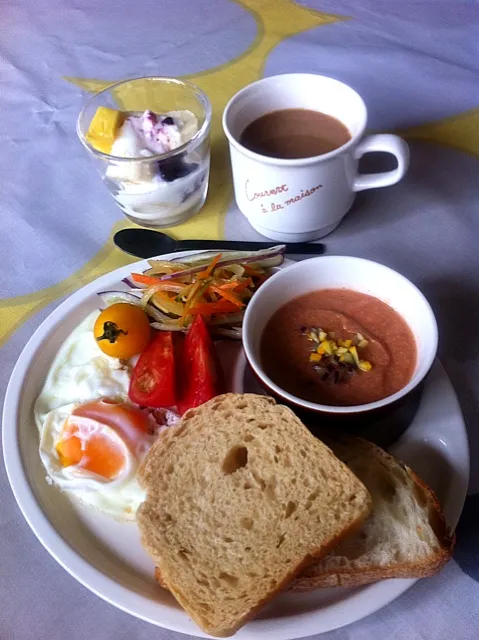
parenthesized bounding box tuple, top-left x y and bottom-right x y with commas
(223, 74, 410, 242)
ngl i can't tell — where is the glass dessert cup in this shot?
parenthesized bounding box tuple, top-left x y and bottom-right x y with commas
(77, 76, 212, 228)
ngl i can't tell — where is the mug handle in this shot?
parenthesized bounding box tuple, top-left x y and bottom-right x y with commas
(353, 134, 410, 192)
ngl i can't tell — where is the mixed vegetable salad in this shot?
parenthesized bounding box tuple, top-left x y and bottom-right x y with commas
(100, 245, 286, 340)
(95, 247, 286, 415)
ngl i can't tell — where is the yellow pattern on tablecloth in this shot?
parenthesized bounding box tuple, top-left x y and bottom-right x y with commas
(399, 109, 479, 158)
(1, 0, 479, 348)
(66, 0, 345, 242)
(0, 0, 345, 346)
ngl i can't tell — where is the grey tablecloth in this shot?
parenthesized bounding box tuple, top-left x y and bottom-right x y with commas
(1, 1, 479, 639)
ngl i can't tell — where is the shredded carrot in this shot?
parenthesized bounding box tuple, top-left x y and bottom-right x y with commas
(131, 273, 162, 287)
(215, 281, 239, 291)
(197, 253, 222, 279)
(208, 284, 245, 308)
(243, 264, 263, 277)
(131, 252, 271, 329)
(232, 278, 253, 293)
(180, 278, 212, 324)
(189, 300, 239, 316)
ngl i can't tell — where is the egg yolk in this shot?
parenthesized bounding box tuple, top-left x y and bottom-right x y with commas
(55, 399, 151, 480)
(56, 423, 125, 480)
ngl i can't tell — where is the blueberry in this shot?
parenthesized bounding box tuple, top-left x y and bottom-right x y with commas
(157, 157, 183, 182)
(158, 158, 198, 183)
(161, 116, 175, 126)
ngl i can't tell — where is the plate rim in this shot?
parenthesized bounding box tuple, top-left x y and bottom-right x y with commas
(2, 250, 470, 640)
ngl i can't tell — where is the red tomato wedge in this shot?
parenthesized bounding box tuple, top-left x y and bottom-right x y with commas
(128, 331, 176, 408)
(177, 315, 223, 415)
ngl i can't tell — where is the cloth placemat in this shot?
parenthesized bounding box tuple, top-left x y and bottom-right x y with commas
(1, 2, 478, 639)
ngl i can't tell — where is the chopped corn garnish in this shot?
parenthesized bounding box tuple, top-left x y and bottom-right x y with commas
(322, 340, 333, 355)
(349, 345, 360, 366)
(358, 360, 372, 372)
(341, 352, 355, 365)
(302, 326, 372, 381)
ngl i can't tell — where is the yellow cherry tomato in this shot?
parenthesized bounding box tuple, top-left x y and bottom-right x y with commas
(94, 303, 151, 359)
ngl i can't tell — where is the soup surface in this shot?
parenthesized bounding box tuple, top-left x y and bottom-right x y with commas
(260, 289, 417, 406)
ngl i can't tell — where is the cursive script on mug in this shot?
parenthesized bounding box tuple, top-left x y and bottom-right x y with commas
(245, 179, 323, 213)
(245, 180, 289, 201)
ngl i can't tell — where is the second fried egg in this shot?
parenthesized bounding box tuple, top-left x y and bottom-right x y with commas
(34, 310, 154, 519)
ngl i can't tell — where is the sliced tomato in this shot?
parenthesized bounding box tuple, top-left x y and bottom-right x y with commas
(128, 331, 176, 408)
(177, 315, 223, 415)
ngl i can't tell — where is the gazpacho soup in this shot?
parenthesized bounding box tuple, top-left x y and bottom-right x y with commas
(260, 289, 417, 406)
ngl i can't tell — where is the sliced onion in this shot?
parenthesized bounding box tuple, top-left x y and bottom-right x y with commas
(141, 285, 163, 308)
(144, 282, 186, 293)
(150, 320, 242, 338)
(147, 259, 189, 270)
(141, 284, 185, 313)
(170, 252, 221, 265)
(211, 326, 242, 340)
(145, 303, 176, 323)
(170, 246, 285, 265)
(208, 312, 244, 326)
(145, 260, 190, 275)
(150, 322, 186, 332)
(122, 277, 142, 289)
(226, 264, 245, 277)
(97, 290, 142, 306)
(159, 246, 286, 281)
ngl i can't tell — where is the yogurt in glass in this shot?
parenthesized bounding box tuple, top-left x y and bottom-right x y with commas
(77, 77, 211, 228)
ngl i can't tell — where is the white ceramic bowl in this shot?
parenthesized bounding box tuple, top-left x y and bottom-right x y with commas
(243, 256, 438, 414)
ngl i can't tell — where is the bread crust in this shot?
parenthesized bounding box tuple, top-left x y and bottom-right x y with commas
(169, 503, 369, 637)
(138, 394, 372, 636)
(154, 504, 370, 637)
(291, 437, 455, 592)
(154, 435, 455, 597)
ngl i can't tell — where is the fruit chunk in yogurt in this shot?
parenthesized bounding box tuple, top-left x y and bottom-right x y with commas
(86, 107, 208, 227)
(85, 107, 126, 154)
(86, 108, 197, 158)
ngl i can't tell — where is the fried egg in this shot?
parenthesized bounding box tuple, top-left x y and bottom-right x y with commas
(39, 399, 155, 518)
(34, 311, 132, 426)
(34, 310, 154, 519)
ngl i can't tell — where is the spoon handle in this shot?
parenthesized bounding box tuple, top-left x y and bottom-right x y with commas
(177, 239, 326, 254)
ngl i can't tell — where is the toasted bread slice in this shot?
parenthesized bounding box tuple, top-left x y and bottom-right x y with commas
(137, 393, 371, 637)
(291, 436, 454, 591)
(154, 436, 454, 594)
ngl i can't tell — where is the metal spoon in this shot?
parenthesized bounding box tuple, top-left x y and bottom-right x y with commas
(114, 228, 326, 259)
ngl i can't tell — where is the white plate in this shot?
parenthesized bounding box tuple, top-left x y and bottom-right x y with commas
(2, 251, 470, 640)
